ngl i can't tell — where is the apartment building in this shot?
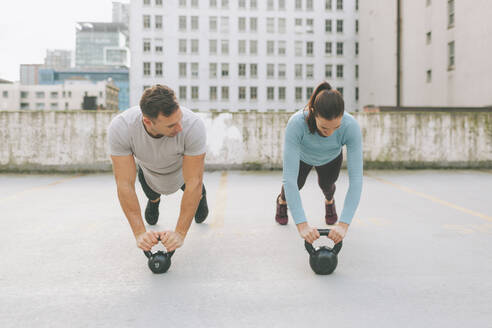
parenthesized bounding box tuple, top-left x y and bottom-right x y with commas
(130, 0, 360, 112)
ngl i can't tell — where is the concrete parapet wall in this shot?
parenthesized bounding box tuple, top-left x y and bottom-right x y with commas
(0, 110, 490, 172)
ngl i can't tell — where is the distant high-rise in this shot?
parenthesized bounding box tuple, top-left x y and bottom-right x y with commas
(112, 2, 130, 26)
(20, 64, 44, 85)
(129, 0, 360, 112)
(75, 22, 129, 67)
(45, 49, 72, 69)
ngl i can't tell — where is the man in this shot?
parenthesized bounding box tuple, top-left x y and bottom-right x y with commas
(108, 84, 208, 252)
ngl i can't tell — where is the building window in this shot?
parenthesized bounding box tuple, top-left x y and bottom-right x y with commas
(278, 18, 286, 33)
(36, 103, 45, 110)
(210, 0, 217, 8)
(50, 103, 58, 110)
(306, 0, 313, 10)
(179, 63, 187, 77)
(221, 86, 229, 100)
(356, 0, 359, 10)
(250, 86, 257, 100)
(267, 0, 274, 10)
(306, 87, 313, 100)
(238, 63, 246, 77)
(355, 64, 359, 79)
(210, 86, 217, 100)
(336, 19, 343, 33)
(250, 0, 257, 9)
(295, 18, 302, 33)
(448, 41, 455, 69)
(143, 62, 151, 76)
(267, 63, 275, 78)
(295, 64, 303, 79)
(336, 42, 343, 55)
(143, 0, 150, 5)
(191, 39, 199, 54)
(278, 63, 286, 78)
(325, 19, 332, 32)
(267, 87, 274, 100)
(295, 87, 302, 101)
(239, 0, 246, 8)
(306, 41, 314, 56)
(267, 40, 275, 55)
(336, 64, 344, 78)
(20, 102, 29, 109)
(36, 91, 45, 99)
(448, 0, 454, 27)
(179, 39, 187, 53)
(191, 0, 198, 7)
(221, 0, 229, 9)
(143, 15, 151, 29)
(210, 16, 218, 31)
(295, 0, 302, 10)
(337, 0, 343, 10)
(295, 41, 302, 56)
(179, 16, 187, 31)
(21, 91, 28, 98)
(179, 86, 187, 100)
(306, 64, 314, 79)
(306, 19, 314, 33)
(191, 86, 199, 100)
(209, 63, 217, 78)
(355, 42, 359, 55)
(325, 64, 333, 78)
(191, 16, 199, 30)
(250, 17, 258, 32)
(220, 16, 229, 33)
(155, 39, 163, 53)
(143, 39, 151, 52)
(250, 63, 258, 78)
(209, 39, 217, 54)
(325, 0, 332, 10)
(221, 39, 229, 55)
(238, 40, 246, 55)
(156, 0, 162, 6)
(155, 15, 162, 29)
(355, 20, 359, 33)
(267, 18, 275, 33)
(355, 87, 359, 101)
(426, 69, 432, 83)
(2, 91, 8, 98)
(191, 62, 199, 78)
(238, 17, 246, 32)
(221, 63, 229, 77)
(426, 31, 432, 44)
(155, 62, 163, 76)
(325, 42, 332, 55)
(179, 0, 186, 7)
(278, 87, 286, 100)
(277, 40, 286, 55)
(239, 86, 246, 100)
(50, 92, 58, 99)
(250, 40, 258, 55)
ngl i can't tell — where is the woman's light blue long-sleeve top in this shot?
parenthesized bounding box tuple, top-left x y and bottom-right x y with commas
(282, 110, 363, 224)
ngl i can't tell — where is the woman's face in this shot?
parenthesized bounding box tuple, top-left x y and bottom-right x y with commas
(315, 115, 343, 137)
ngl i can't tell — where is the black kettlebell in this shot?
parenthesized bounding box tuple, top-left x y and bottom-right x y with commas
(304, 229, 342, 275)
(143, 238, 175, 274)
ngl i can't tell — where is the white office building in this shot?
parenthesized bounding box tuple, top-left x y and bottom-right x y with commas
(129, 0, 360, 112)
(359, 0, 492, 108)
(0, 80, 119, 111)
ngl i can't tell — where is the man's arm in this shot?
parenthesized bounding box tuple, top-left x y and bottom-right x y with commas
(161, 153, 205, 251)
(111, 155, 158, 250)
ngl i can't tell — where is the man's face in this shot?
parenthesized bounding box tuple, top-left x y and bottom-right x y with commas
(315, 114, 342, 137)
(143, 107, 183, 138)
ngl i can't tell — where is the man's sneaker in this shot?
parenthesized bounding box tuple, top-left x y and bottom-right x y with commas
(325, 199, 338, 225)
(275, 195, 288, 225)
(195, 193, 209, 223)
(145, 199, 160, 225)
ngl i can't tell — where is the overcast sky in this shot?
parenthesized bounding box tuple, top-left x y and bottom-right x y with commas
(0, 0, 128, 81)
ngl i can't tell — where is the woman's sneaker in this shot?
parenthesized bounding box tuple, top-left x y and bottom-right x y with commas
(194, 193, 209, 223)
(275, 195, 288, 225)
(325, 199, 338, 225)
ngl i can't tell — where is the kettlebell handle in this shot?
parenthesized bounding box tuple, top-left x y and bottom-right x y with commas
(142, 236, 175, 258)
(304, 229, 343, 255)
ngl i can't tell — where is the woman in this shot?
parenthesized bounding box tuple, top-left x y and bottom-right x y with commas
(275, 81, 363, 245)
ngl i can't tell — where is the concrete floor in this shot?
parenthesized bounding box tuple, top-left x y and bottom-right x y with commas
(0, 170, 491, 327)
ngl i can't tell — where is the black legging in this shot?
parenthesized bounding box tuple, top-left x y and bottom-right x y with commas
(138, 166, 206, 200)
(280, 152, 342, 202)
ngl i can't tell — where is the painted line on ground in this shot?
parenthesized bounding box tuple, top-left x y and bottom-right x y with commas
(0, 174, 84, 203)
(210, 171, 228, 229)
(366, 174, 492, 222)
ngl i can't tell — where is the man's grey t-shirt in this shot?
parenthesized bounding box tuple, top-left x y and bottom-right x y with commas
(108, 106, 207, 195)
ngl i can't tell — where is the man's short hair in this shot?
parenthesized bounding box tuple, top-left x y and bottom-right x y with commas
(139, 84, 179, 119)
